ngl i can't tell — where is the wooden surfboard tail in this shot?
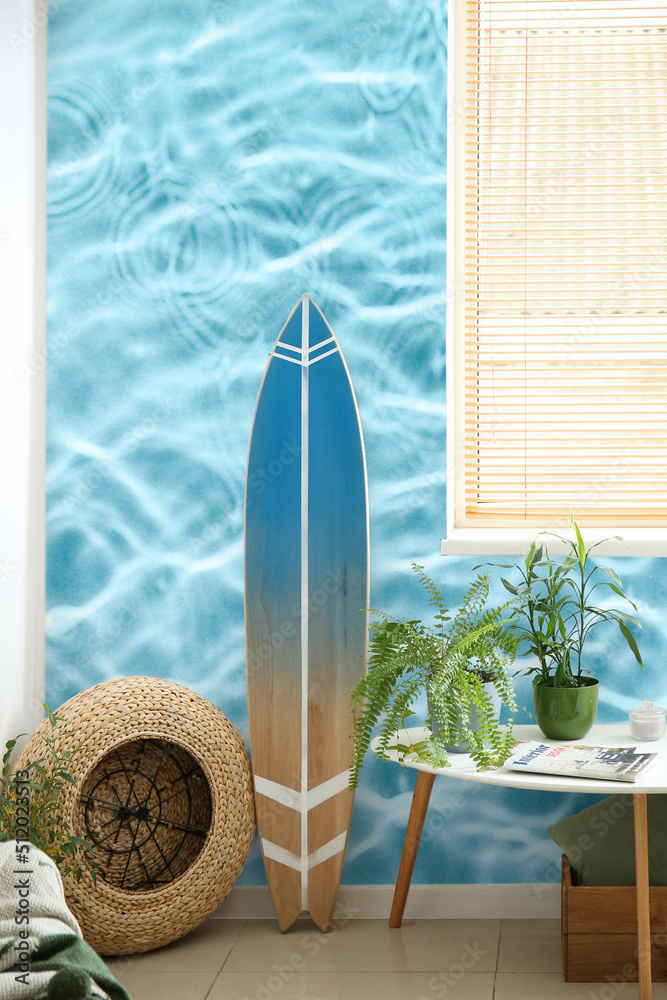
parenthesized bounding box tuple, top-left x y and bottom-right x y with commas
(254, 774, 355, 932)
(245, 294, 369, 932)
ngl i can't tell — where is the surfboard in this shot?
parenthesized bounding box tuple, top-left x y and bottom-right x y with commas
(244, 294, 369, 933)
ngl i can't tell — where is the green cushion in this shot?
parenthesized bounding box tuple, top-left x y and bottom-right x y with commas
(548, 794, 667, 886)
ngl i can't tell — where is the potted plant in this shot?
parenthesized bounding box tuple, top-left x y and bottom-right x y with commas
(349, 564, 519, 786)
(497, 516, 643, 740)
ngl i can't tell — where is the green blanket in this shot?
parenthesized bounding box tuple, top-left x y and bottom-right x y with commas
(0, 842, 131, 1000)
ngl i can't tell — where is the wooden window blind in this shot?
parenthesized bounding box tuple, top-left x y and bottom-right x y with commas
(461, 0, 667, 527)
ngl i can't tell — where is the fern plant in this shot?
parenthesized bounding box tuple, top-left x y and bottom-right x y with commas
(349, 565, 519, 786)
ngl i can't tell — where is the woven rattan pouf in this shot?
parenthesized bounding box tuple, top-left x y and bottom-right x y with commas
(15, 677, 255, 955)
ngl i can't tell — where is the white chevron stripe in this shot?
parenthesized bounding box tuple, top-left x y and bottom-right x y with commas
(277, 341, 303, 354)
(272, 347, 340, 368)
(309, 336, 335, 352)
(307, 346, 339, 366)
(272, 350, 302, 365)
(261, 832, 348, 873)
(307, 831, 347, 870)
(253, 775, 300, 811)
(306, 769, 352, 810)
(253, 769, 351, 813)
(261, 839, 301, 872)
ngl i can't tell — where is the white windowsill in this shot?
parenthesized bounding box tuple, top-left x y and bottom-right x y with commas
(441, 527, 667, 558)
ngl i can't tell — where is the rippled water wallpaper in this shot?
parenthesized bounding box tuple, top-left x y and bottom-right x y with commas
(46, 0, 667, 888)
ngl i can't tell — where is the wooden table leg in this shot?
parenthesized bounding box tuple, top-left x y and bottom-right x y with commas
(389, 770, 436, 928)
(634, 794, 652, 1000)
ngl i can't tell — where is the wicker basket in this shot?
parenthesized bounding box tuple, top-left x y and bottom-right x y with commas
(15, 677, 255, 955)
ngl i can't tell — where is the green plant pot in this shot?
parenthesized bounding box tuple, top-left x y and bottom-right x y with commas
(533, 677, 599, 741)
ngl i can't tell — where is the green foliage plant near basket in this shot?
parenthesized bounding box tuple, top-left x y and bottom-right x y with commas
(349, 564, 519, 786)
(0, 705, 98, 884)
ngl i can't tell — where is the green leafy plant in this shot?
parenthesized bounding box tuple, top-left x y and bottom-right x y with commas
(497, 515, 643, 688)
(349, 565, 519, 785)
(0, 705, 98, 884)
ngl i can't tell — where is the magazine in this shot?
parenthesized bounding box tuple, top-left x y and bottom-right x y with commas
(505, 741, 658, 782)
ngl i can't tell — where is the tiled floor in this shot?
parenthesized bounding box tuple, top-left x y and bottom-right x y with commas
(103, 917, 667, 1000)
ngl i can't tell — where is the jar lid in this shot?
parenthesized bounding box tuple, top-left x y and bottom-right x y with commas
(630, 700, 666, 720)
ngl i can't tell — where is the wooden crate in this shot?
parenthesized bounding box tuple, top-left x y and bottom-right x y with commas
(562, 855, 667, 982)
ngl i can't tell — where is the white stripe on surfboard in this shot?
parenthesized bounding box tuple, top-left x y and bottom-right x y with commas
(254, 769, 351, 812)
(254, 775, 300, 811)
(308, 831, 347, 870)
(261, 832, 348, 873)
(273, 336, 335, 357)
(272, 346, 340, 367)
(272, 351, 303, 365)
(309, 336, 335, 352)
(306, 346, 339, 365)
(307, 769, 352, 809)
(300, 295, 310, 912)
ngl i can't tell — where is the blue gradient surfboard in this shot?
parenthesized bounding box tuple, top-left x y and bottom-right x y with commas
(244, 294, 369, 932)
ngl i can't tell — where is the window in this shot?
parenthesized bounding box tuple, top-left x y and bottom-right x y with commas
(444, 0, 667, 556)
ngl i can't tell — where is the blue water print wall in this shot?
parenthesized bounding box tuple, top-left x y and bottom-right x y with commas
(46, 0, 667, 888)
